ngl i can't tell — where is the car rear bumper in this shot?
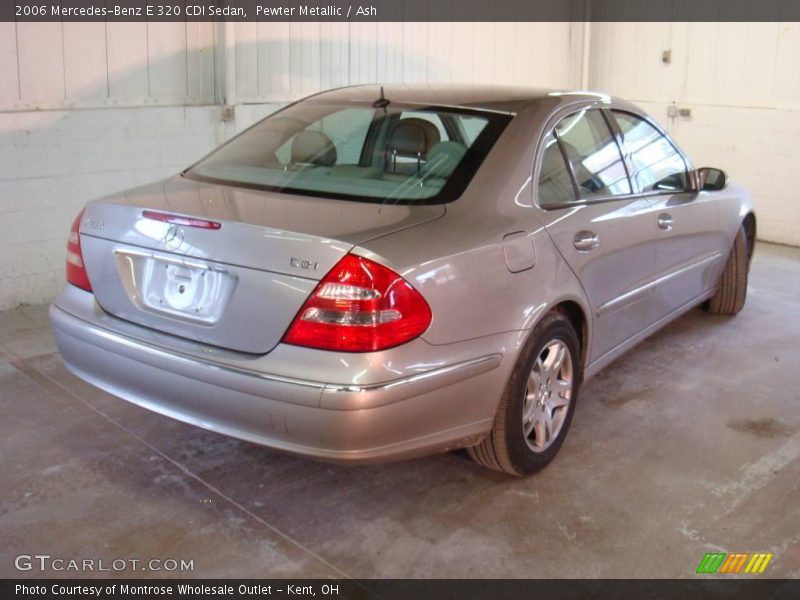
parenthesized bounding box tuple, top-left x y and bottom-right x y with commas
(50, 287, 512, 463)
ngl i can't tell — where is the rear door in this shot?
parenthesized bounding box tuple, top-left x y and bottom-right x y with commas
(609, 110, 727, 325)
(536, 107, 662, 363)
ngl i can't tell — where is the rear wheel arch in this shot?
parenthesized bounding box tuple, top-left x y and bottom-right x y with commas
(552, 301, 587, 362)
(484, 299, 588, 421)
(514, 298, 589, 370)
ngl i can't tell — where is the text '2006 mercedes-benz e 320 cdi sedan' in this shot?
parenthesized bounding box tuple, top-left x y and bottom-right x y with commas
(51, 85, 756, 476)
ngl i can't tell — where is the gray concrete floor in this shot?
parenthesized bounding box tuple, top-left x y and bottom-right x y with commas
(1, 242, 798, 579)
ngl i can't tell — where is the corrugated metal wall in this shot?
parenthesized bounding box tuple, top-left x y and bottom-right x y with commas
(0, 22, 217, 108)
(0, 22, 579, 110)
(232, 22, 578, 100)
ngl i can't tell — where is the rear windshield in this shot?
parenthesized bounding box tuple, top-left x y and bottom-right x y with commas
(184, 100, 511, 205)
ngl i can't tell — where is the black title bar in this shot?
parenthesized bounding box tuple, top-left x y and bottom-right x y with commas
(4, 579, 800, 600)
(4, 0, 800, 22)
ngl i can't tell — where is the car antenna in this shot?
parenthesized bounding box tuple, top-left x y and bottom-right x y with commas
(373, 85, 390, 109)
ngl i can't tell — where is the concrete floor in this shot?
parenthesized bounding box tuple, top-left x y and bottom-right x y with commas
(1, 242, 798, 579)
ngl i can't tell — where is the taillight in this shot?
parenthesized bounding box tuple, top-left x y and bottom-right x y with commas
(283, 254, 431, 352)
(66, 209, 92, 292)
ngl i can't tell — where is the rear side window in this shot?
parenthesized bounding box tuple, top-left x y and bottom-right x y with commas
(553, 109, 632, 199)
(537, 133, 577, 207)
(612, 111, 690, 193)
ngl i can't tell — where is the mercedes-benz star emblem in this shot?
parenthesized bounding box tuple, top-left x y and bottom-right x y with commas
(164, 224, 184, 250)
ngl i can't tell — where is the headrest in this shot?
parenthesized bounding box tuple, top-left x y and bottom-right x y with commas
(291, 130, 337, 166)
(421, 141, 467, 178)
(387, 118, 441, 158)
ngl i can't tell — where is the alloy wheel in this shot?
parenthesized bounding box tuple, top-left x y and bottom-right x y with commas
(522, 338, 574, 453)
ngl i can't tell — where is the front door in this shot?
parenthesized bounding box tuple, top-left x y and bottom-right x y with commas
(609, 110, 727, 325)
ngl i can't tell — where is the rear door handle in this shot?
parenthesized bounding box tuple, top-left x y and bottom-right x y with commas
(573, 231, 600, 252)
(657, 213, 674, 231)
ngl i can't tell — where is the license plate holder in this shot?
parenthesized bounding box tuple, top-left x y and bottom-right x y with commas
(115, 250, 236, 325)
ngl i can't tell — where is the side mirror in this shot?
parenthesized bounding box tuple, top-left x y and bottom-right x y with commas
(696, 167, 727, 191)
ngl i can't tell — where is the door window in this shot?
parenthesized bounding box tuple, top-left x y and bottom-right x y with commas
(612, 111, 690, 193)
(537, 133, 577, 207)
(553, 109, 632, 199)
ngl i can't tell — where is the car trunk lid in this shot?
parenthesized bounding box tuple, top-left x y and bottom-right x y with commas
(79, 176, 443, 354)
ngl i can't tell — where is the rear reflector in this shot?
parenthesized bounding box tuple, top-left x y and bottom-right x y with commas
(282, 254, 431, 352)
(65, 209, 92, 292)
(142, 210, 221, 230)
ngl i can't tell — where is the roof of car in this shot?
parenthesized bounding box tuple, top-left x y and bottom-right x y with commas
(309, 84, 615, 114)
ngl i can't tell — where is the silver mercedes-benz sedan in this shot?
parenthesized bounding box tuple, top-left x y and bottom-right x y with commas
(50, 85, 756, 475)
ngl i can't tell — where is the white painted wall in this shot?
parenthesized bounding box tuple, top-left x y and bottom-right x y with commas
(0, 21, 578, 310)
(588, 22, 800, 247)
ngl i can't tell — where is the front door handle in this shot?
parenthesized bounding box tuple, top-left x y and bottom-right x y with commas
(573, 230, 600, 252)
(657, 213, 674, 231)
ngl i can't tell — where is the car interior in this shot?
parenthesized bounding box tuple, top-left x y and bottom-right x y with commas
(189, 105, 489, 202)
(282, 112, 470, 183)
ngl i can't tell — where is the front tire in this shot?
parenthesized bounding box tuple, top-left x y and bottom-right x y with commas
(468, 311, 582, 476)
(705, 225, 749, 315)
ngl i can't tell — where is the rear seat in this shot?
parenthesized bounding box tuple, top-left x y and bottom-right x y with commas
(284, 121, 466, 188)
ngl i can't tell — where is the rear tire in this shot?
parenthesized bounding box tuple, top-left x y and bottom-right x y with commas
(468, 311, 582, 476)
(705, 225, 749, 316)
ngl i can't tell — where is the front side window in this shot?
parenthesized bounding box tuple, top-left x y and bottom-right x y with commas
(185, 101, 509, 205)
(553, 109, 632, 199)
(612, 111, 690, 193)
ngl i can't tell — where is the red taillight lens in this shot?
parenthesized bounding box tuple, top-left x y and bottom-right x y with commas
(283, 254, 432, 352)
(66, 209, 92, 292)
